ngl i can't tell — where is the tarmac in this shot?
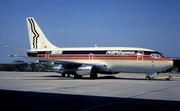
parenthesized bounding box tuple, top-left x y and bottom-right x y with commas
(0, 71, 180, 111)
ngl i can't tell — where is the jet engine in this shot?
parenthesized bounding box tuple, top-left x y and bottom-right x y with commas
(58, 65, 95, 76)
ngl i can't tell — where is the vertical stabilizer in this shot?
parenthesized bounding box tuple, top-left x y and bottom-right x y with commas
(26, 17, 57, 50)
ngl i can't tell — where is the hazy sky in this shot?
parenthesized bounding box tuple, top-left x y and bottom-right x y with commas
(0, 0, 180, 63)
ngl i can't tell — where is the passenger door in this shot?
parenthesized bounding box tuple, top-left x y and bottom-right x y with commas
(137, 51, 144, 63)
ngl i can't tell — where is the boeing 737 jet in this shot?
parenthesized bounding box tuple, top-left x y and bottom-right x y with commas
(6, 17, 173, 80)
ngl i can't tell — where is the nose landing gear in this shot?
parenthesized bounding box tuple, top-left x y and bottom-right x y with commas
(145, 74, 172, 81)
(145, 76, 151, 80)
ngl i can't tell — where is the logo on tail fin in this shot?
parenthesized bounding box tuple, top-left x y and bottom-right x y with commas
(28, 18, 39, 49)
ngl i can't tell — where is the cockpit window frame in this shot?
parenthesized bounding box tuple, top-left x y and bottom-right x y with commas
(151, 53, 161, 59)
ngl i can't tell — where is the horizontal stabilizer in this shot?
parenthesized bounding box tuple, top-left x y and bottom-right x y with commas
(4, 46, 37, 53)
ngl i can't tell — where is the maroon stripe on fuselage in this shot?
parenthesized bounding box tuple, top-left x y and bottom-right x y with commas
(35, 54, 171, 61)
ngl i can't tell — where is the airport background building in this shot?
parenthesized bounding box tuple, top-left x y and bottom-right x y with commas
(0, 60, 53, 72)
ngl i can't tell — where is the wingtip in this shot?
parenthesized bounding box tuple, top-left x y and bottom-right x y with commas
(4, 46, 9, 48)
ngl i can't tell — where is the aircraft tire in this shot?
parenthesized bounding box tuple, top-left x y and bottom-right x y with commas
(61, 74, 66, 77)
(74, 74, 82, 79)
(67, 74, 70, 77)
(166, 75, 171, 81)
(90, 73, 97, 79)
(145, 76, 151, 80)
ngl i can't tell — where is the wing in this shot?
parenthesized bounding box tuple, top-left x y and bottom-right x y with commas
(9, 55, 82, 65)
(9, 55, 106, 67)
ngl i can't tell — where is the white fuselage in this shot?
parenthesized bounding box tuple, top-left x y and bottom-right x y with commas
(28, 47, 173, 74)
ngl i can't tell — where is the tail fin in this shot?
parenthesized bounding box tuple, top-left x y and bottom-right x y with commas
(26, 17, 57, 50)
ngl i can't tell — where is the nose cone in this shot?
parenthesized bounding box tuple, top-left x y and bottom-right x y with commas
(166, 60, 173, 69)
(156, 58, 174, 72)
(170, 60, 174, 67)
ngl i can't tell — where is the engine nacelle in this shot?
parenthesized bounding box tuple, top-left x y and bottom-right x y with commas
(52, 65, 62, 72)
(76, 66, 94, 75)
(59, 65, 94, 76)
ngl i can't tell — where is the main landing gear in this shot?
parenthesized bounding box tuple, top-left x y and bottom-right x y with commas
(61, 73, 70, 77)
(90, 73, 98, 79)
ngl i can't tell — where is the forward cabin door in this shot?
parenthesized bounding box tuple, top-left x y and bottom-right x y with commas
(137, 51, 144, 63)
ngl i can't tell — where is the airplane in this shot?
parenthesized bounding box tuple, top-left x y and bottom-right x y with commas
(5, 17, 173, 80)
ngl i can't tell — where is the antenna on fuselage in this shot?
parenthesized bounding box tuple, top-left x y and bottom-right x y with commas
(95, 44, 97, 48)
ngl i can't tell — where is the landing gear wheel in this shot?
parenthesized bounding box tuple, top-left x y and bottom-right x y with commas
(67, 74, 70, 77)
(61, 74, 66, 77)
(74, 74, 82, 79)
(166, 75, 171, 81)
(90, 73, 97, 79)
(90, 67, 97, 79)
(146, 76, 151, 80)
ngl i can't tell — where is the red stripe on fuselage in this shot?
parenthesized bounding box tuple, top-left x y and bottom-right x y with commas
(35, 54, 172, 61)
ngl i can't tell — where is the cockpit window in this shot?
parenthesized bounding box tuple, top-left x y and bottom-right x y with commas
(151, 53, 161, 58)
(156, 54, 161, 58)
